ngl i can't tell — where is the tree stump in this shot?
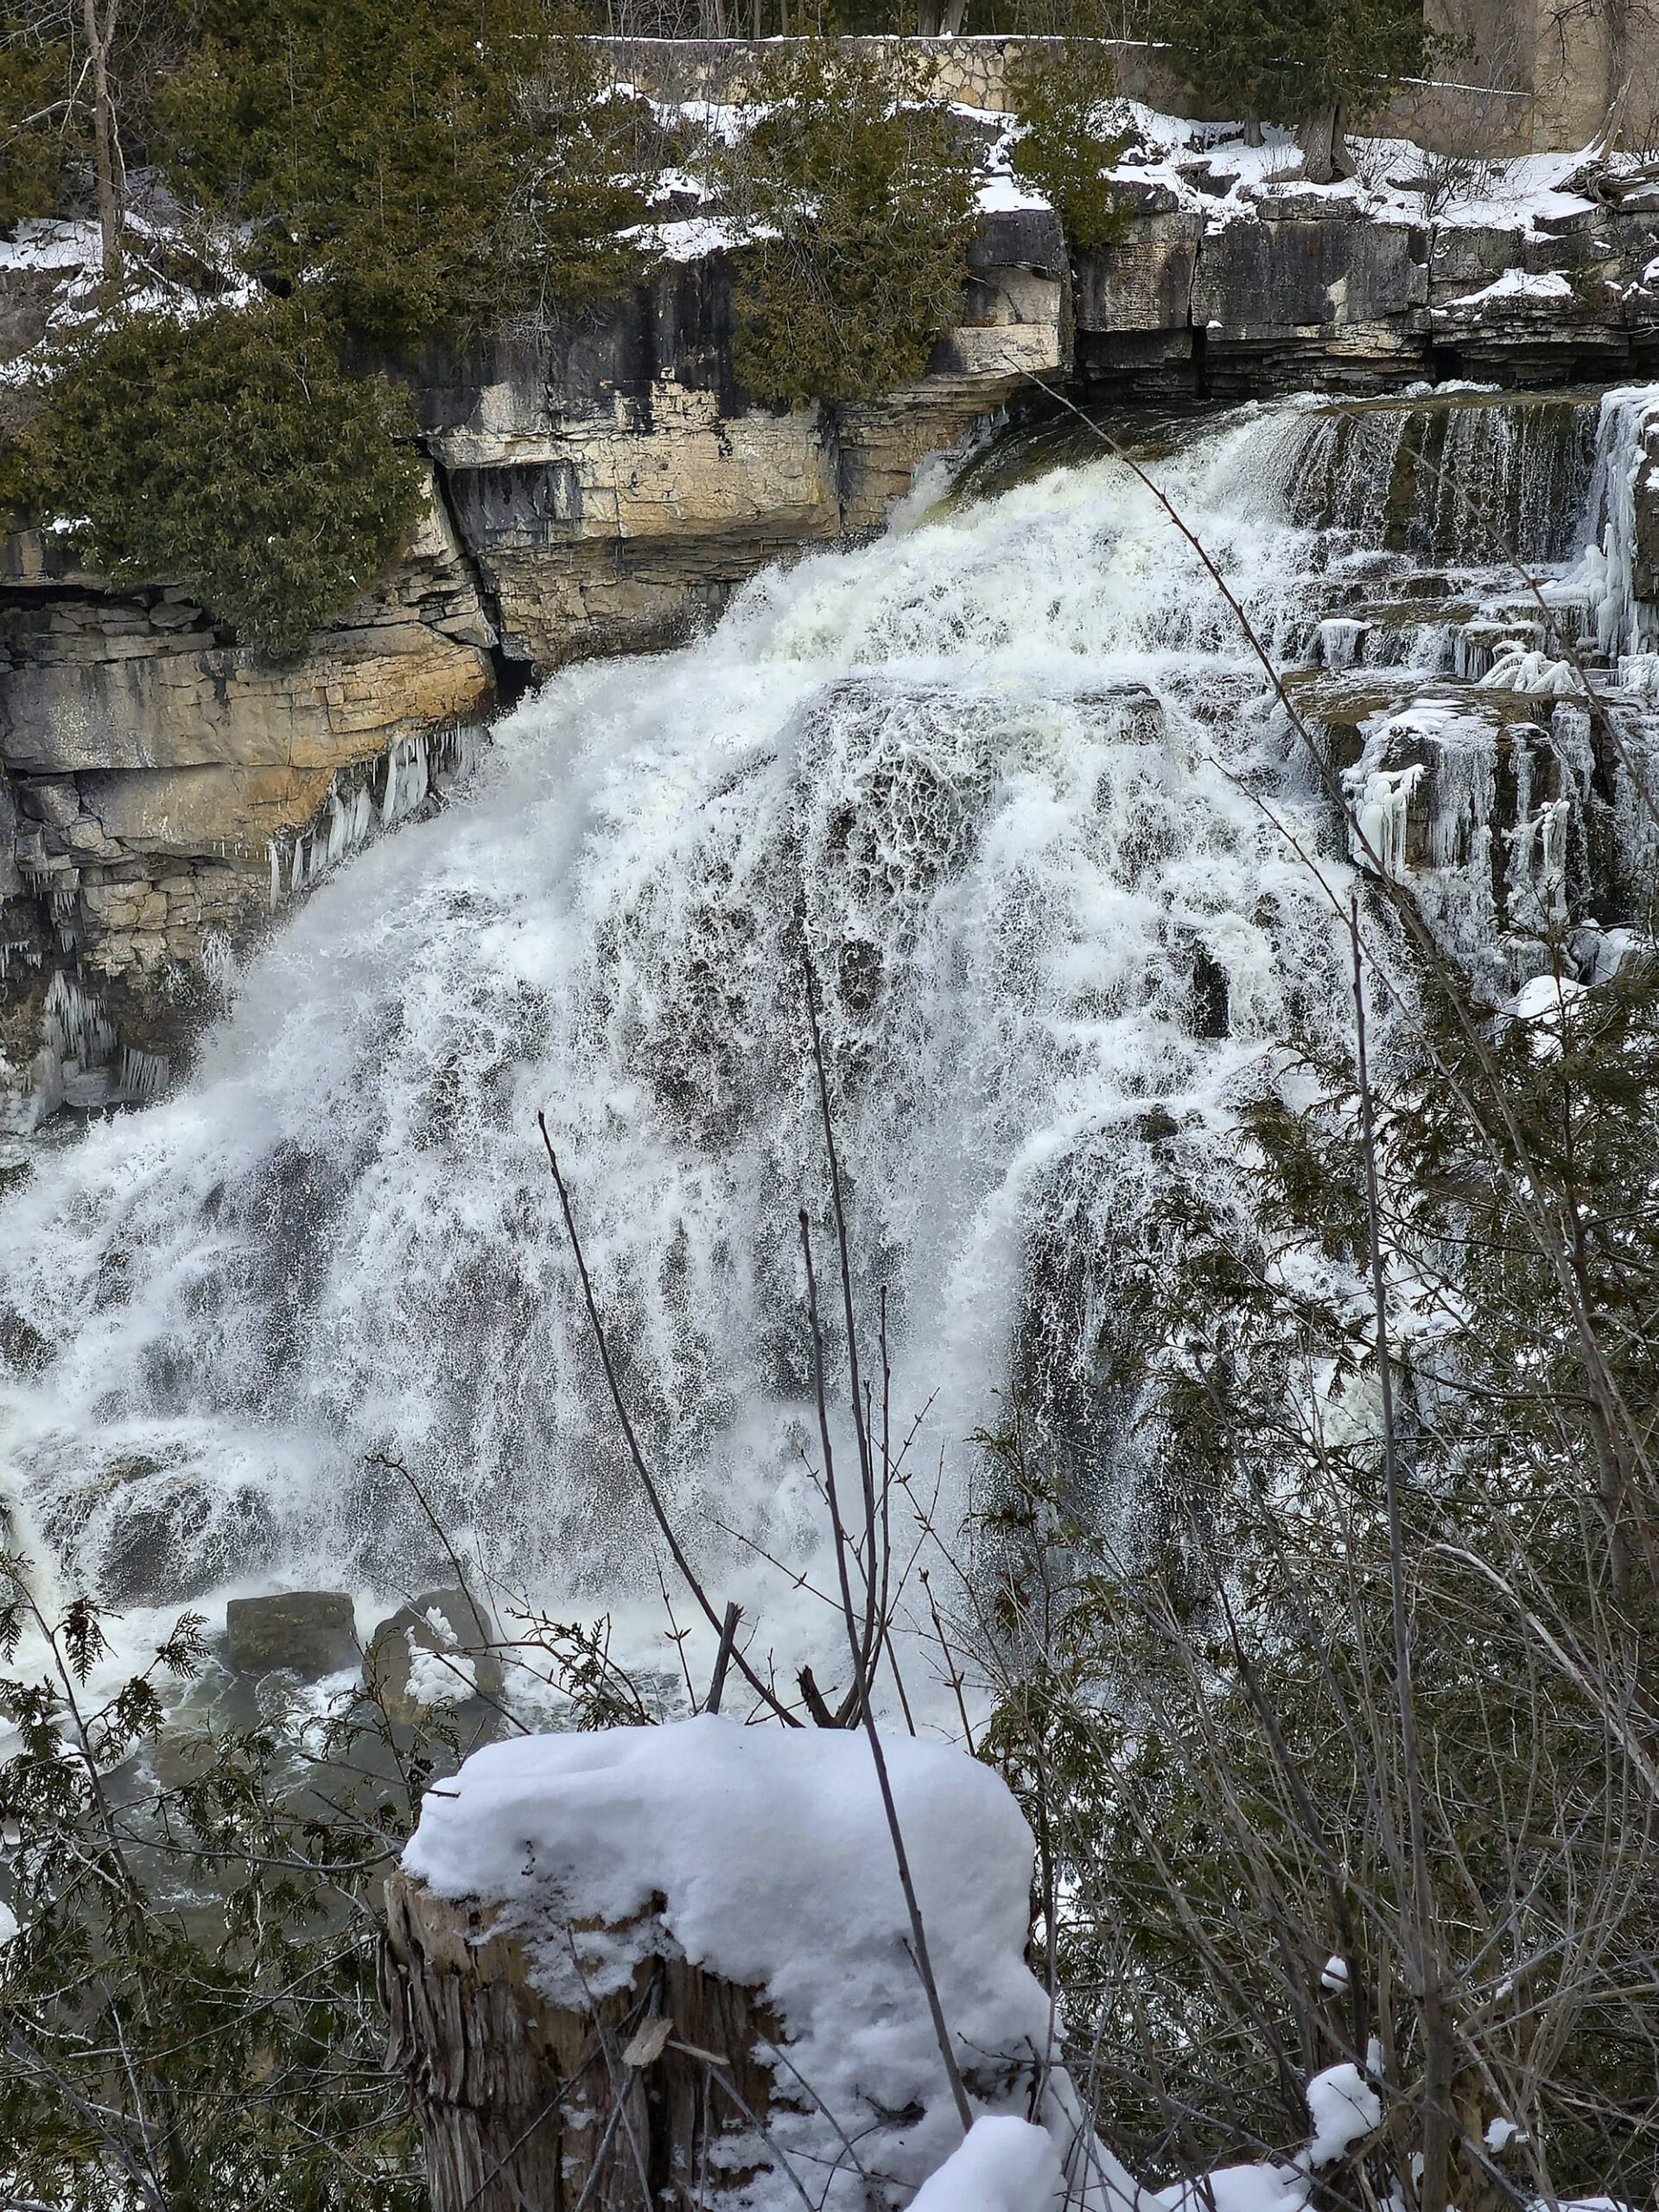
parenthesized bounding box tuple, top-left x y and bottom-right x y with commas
(381, 1873, 782, 2212)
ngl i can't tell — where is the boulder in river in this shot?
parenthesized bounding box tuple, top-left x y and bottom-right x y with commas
(225, 1590, 359, 1678)
(367, 1586, 504, 1725)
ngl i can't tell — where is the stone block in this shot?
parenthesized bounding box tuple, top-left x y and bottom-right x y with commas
(23, 779, 79, 829)
(1193, 216, 1425, 334)
(1074, 213, 1202, 333)
(968, 204, 1067, 273)
(77, 765, 335, 855)
(1428, 225, 1523, 289)
(367, 1587, 505, 1724)
(1250, 184, 1358, 221)
(226, 1591, 360, 1677)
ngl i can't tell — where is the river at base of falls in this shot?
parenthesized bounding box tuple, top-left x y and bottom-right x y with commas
(0, 385, 1655, 1690)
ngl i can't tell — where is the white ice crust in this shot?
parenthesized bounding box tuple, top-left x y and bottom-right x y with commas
(908, 2115, 1067, 2212)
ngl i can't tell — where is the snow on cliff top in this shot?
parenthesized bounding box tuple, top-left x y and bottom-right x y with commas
(404, 1714, 1111, 2211)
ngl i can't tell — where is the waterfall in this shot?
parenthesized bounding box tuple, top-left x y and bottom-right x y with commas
(0, 387, 1653, 1666)
(1260, 391, 1599, 567)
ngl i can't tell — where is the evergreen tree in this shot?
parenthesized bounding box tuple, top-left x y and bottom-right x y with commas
(9, 302, 423, 650)
(153, 0, 652, 345)
(720, 39, 979, 409)
(1147, 0, 1451, 180)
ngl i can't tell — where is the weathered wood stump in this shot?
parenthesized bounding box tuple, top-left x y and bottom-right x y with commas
(381, 1873, 782, 2212)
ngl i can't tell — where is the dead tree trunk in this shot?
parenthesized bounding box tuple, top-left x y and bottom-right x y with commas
(381, 1874, 783, 2212)
(80, 0, 122, 278)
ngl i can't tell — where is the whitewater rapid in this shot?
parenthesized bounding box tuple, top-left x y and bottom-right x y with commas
(0, 388, 1642, 1677)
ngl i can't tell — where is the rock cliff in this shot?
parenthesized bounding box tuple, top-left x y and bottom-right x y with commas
(4, 167, 1659, 1123)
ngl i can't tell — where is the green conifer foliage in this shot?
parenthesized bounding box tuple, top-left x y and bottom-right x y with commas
(721, 40, 979, 410)
(14, 302, 423, 651)
(0, 10, 79, 231)
(1147, 0, 1446, 139)
(1006, 38, 1131, 253)
(153, 0, 650, 345)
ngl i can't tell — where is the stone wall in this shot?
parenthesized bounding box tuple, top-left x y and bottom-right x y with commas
(601, 16, 1656, 158)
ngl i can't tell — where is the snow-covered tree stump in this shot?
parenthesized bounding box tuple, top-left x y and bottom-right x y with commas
(383, 1720, 1385, 2212)
(381, 1870, 781, 2212)
(379, 1718, 1135, 2212)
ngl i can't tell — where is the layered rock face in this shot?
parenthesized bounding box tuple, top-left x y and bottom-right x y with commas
(414, 227, 1066, 669)
(0, 217, 1066, 1123)
(4, 170, 1659, 1122)
(0, 474, 498, 1118)
(1077, 168, 1659, 394)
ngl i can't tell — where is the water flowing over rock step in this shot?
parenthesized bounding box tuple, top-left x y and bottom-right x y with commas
(0, 382, 1656, 1620)
(4, 378, 1656, 1130)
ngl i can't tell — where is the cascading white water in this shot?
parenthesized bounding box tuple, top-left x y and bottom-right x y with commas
(0, 388, 1653, 1663)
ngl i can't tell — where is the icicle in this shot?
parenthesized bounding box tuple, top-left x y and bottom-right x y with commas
(401, 735, 429, 816)
(118, 1046, 170, 1102)
(1560, 389, 1659, 659)
(1353, 766, 1424, 882)
(1317, 618, 1366, 671)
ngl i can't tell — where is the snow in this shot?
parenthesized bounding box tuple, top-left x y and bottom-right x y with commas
(0, 1900, 17, 1948)
(1444, 268, 1573, 309)
(1319, 1954, 1350, 1993)
(1478, 644, 1580, 695)
(1304, 2063, 1381, 2166)
(1506, 971, 1586, 1026)
(404, 1606, 478, 1708)
(1154, 2165, 1307, 2212)
(977, 173, 1052, 215)
(1151, 2066, 1379, 2212)
(1485, 2118, 1524, 2152)
(0, 218, 100, 271)
(403, 1715, 1104, 2211)
(401, 1719, 1402, 2212)
(624, 213, 753, 262)
(908, 2117, 1066, 2212)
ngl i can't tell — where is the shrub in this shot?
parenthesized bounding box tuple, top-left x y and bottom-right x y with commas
(721, 40, 979, 410)
(0, 10, 78, 232)
(154, 0, 651, 345)
(0, 1566, 425, 2210)
(1006, 39, 1131, 252)
(976, 945, 1659, 2199)
(15, 302, 423, 652)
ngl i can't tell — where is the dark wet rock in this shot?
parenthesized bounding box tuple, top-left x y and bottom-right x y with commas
(1130, 1104, 1182, 1143)
(226, 1591, 360, 1678)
